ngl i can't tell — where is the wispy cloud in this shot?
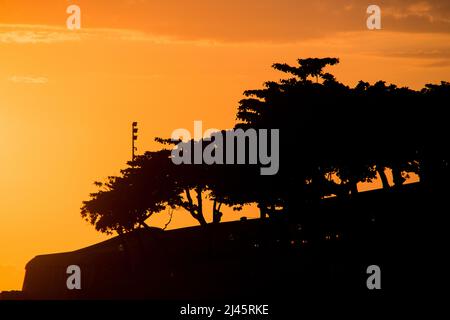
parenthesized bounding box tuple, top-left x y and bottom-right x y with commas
(384, 0, 450, 23)
(0, 24, 82, 44)
(0, 24, 190, 45)
(9, 75, 49, 84)
(1, 1, 450, 45)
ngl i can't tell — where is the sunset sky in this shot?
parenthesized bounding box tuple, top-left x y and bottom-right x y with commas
(0, 0, 449, 291)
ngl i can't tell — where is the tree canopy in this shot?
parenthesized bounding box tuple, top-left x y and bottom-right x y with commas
(81, 58, 450, 234)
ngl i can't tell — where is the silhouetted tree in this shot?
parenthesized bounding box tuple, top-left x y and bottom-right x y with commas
(81, 150, 180, 234)
(81, 58, 449, 234)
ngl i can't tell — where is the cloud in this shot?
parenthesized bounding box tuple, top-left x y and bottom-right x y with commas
(361, 31, 450, 62)
(1, 1, 450, 46)
(2, 1, 450, 45)
(0, 23, 247, 48)
(0, 24, 234, 48)
(424, 59, 450, 68)
(9, 75, 49, 84)
(71, 0, 450, 42)
(0, 24, 179, 45)
(0, 24, 83, 44)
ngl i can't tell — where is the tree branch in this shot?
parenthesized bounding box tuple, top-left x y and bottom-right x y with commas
(163, 209, 174, 231)
(184, 188, 196, 217)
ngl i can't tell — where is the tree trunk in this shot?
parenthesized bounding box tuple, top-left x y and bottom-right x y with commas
(349, 180, 358, 195)
(258, 202, 268, 219)
(184, 188, 208, 226)
(195, 212, 208, 226)
(392, 167, 405, 187)
(195, 187, 208, 226)
(212, 199, 223, 224)
(377, 166, 390, 189)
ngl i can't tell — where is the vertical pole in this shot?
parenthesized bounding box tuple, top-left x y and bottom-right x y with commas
(132, 122, 138, 161)
(132, 123, 135, 161)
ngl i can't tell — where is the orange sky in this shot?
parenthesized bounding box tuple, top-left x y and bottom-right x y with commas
(0, 0, 448, 291)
